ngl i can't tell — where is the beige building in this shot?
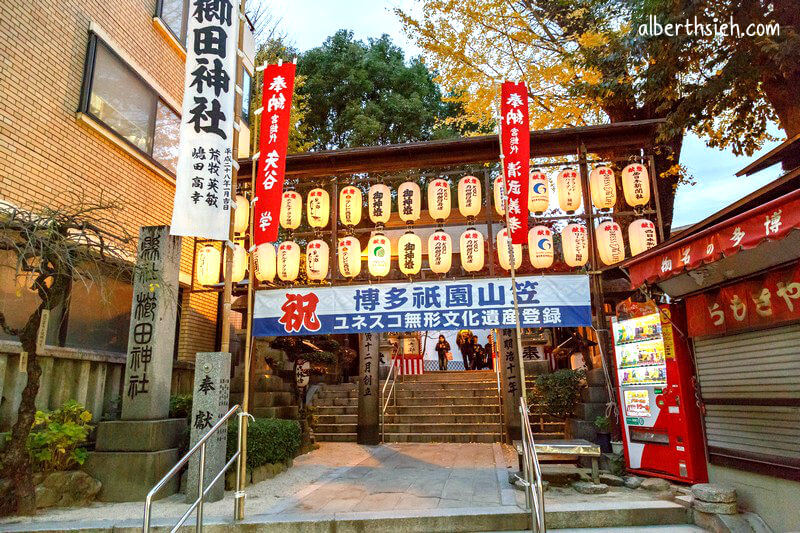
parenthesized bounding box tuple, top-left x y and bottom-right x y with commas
(0, 0, 254, 428)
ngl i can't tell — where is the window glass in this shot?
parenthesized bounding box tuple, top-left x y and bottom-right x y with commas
(241, 69, 252, 124)
(89, 42, 157, 153)
(63, 267, 132, 354)
(159, 0, 186, 44)
(0, 251, 41, 342)
(152, 101, 181, 174)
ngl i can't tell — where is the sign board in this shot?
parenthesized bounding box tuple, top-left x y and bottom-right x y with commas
(253, 275, 591, 336)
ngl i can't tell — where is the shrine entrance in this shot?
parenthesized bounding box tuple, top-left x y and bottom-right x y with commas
(231, 119, 665, 445)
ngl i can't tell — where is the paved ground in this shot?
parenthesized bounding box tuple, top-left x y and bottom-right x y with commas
(0, 442, 688, 531)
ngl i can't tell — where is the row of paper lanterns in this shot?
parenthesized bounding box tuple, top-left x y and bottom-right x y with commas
(229, 163, 651, 233)
(196, 218, 657, 285)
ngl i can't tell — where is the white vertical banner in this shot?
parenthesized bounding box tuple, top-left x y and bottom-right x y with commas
(170, 0, 240, 240)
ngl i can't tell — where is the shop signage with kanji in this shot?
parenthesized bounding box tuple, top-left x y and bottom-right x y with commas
(685, 261, 800, 337)
(500, 81, 530, 245)
(253, 274, 591, 336)
(253, 62, 296, 244)
(171, 0, 239, 241)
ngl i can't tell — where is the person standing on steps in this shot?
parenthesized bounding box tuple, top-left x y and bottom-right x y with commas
(435, 335, 451, 371)
(460, 331, 475, 371)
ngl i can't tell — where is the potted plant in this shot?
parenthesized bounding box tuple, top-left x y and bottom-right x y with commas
(594, 415, 612, 453)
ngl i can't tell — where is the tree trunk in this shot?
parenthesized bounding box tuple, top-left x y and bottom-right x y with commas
(0, 307, 43, 516)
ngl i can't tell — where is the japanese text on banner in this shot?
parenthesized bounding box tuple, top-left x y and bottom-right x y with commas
(170, 0, 239, 241)
(254, 63, 296, 244)
(500, 81, 530, 245)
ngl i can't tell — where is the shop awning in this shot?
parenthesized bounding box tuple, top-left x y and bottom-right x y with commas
(624, 187, 800, 290)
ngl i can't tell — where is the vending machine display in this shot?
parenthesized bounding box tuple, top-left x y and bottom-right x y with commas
(611, 304, 708, 484)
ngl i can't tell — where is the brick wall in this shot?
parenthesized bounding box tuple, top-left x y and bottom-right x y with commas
(0, 0, 218, 360)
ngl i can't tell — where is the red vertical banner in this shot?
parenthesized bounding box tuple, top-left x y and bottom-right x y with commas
(500, 82, 530, 245)
(254, 63, 296, 245)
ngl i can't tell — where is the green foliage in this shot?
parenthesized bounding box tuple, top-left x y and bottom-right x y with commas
(169, 394, 193, 420)
(531, 369, 586, 420)
(297, 30, 478, 150)
(226, 418, 301, 471)
(594, 415, 610, 433)
(27, 400, 93, 472)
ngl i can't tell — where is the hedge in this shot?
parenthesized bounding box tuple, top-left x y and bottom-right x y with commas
(226, 418, 301, 471)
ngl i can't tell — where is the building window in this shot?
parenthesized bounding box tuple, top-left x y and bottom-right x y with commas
(0, 251, 41, 342)
(241, 68, 252, 125)
(156, 0, 189, 46)
(80, 34, 180, 175)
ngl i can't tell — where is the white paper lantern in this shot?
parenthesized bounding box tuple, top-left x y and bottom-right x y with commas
(279, 190, 302, 230)
(622, 163, 651, 208)
(529, 170, 549, 214)
(368, 234, 392, 277)
(253, 243, 276, 282)
(589, 165, 616, 210)
(493, 176, 507, 216)
(428, 230, 452, 274)
(305, 239, 329, 281)
(397, 182, 421, 222)
(277, 241, 300, 281)
(337, 236, 361, 278)
(234, 195, 249, 234)
(497, 227, 522, 271)
(460, 229, 485, 272)
(557, 168, 582, 213)
(398, 231, 422, 275)
(458, 176, 482, 218)
(368, 183, 392, 224)
(231, 243, 247, 283)
(561, 223, 589, 267)
(339, 185, 363, 226)
(196, 245, 221, 285)
(528, 225, 554, 269)
(427, 179, 451, 221)
(596, 221, 626, 265)
(629, 218, 658, 256)
(307, 188, 330, 228)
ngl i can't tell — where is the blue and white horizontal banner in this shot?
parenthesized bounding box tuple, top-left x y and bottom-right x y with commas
(253, 275, 591, 336)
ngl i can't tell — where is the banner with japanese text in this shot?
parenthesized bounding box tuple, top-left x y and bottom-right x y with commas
(170, 0, 239, 241)
(627, 188, 800, 287)
(253, 274, 591, 336)
(500, 81, 530, 245)
(685, 261, 800, 337)
(253, 63, 296, 244)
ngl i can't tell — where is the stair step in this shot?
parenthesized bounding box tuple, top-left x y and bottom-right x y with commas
(315, 423, 359, 434)
(385, 404, 501, 415)
(383, 414, 501, 424)
(312, 405, 358, 415)
(395, 382, 499, 390)
(383, 432, 501, 443)
(396, 396, 500, 406)
(312, 396, 357, 407)
(382, 422, 503, 434)
(316, 414, 358, 424)
(395, 389, 499, 399)
(315, 432, 357, 442)
(251, 406, 299, 419)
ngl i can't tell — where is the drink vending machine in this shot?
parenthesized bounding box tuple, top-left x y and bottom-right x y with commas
(611, 303, 708, 483)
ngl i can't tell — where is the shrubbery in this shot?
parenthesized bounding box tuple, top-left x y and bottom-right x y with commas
(169, 394, 193, 419)
(27, 400, 94, 472)
(530, 369, 586, 419)
(226, 417, 301, 471)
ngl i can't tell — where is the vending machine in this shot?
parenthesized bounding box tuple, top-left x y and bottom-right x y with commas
(611, 303, 708, 484)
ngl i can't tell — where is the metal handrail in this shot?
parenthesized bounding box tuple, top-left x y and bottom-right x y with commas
(380, 345, 400, 441)
(519, 397, 546, 533)
(143, 405, 249, 532)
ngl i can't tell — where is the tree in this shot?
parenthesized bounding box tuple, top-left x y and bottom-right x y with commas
(0, 195, 134, 515)
(397, 1, 791, 232)
(297, 30, 480, 150)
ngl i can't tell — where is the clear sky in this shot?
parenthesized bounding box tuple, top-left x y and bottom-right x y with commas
(267, 0, 784, 229)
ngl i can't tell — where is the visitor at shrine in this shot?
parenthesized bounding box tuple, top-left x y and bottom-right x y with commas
(435, 335, 451, 371)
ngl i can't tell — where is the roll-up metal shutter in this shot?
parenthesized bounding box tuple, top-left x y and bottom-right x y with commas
(693, 323, 800, 479)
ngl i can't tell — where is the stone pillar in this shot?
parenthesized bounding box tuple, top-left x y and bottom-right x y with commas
(186, 352, 231, 503)
(498, 328, 524, 442)
(357, 332, 380, 445)
(84, 226, 187, 502)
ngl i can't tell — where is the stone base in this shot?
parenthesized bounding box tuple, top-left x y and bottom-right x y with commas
(94, 418, 187, 452)
(83, 448, 179, 502)
(357, 424, 379, 445)
(83, 417, 187, 502)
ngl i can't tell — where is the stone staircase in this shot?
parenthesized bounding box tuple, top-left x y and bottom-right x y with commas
(311, 382, 358, 442)
(382, 370, 503, 443)
(230, 372, 299, 419)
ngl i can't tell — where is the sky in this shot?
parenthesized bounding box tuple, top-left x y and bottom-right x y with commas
(267, 0, 784, 229)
